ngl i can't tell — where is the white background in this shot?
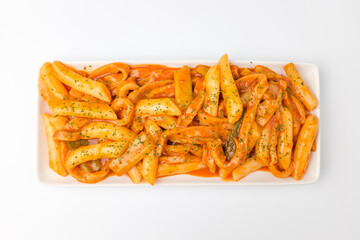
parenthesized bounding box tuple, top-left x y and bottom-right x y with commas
(0, 0, 359, 239)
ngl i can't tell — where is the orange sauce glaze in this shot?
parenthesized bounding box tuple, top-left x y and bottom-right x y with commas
(186, 168, 233, 181)
(186, 166, 270, 181)
(259, 166, 270, 172)
(187, 168, 217, 178)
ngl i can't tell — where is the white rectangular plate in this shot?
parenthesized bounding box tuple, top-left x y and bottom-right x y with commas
(37, 60, 320, 186)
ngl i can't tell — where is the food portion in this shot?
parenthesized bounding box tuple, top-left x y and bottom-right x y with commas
(39, 54, 319, 184)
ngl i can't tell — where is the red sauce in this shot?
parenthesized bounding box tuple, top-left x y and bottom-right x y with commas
(259, 166, 270, 172)
(186, 168, 234, 181)
(187, 168, 218, 178)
